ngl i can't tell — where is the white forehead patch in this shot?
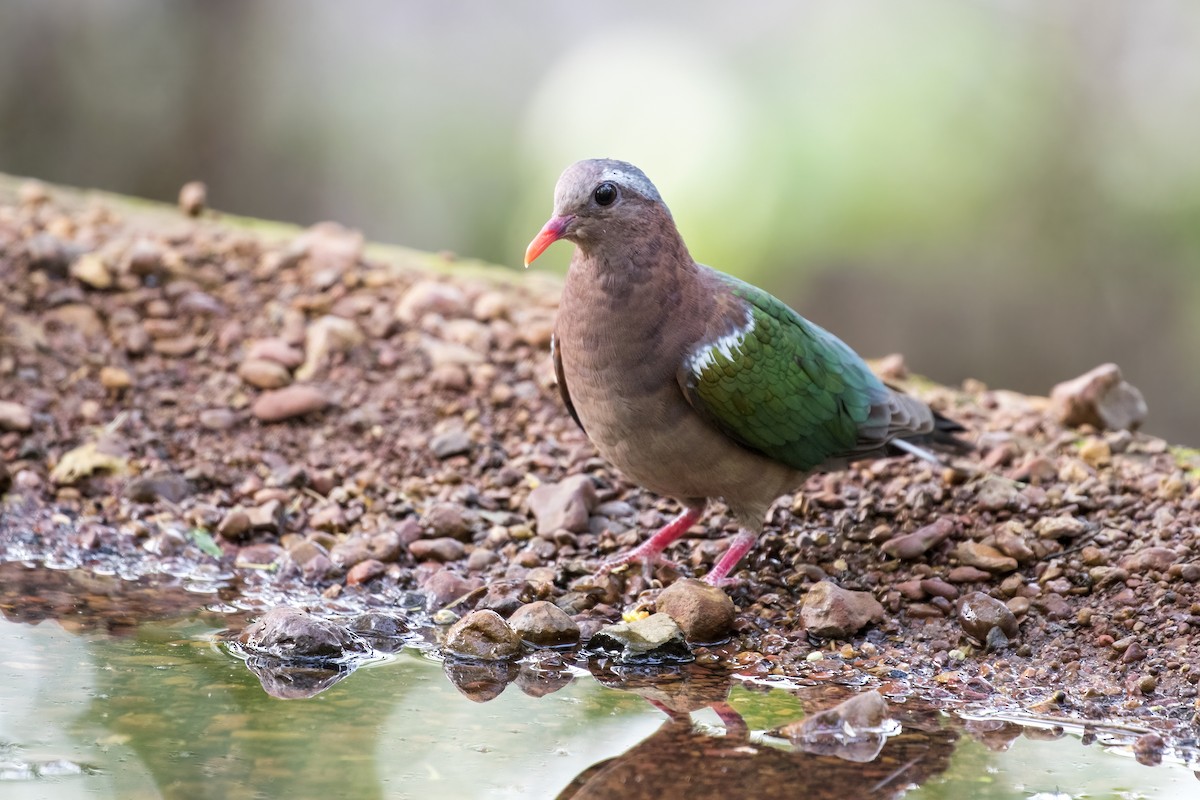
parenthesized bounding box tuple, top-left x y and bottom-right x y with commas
(556, 159, 665, 207)
(599, 163, 663, 204)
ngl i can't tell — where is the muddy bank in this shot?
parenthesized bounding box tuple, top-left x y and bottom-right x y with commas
(1, 174, 1198, 748)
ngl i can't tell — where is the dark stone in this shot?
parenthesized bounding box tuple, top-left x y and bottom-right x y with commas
(237, 607, 368, 661)
(124, 472, 192, 504)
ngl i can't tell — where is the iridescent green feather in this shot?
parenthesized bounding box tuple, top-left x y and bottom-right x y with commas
(679, 272, 890, 472)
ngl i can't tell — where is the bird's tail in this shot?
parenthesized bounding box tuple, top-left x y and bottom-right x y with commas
(888, 410, 974, 467)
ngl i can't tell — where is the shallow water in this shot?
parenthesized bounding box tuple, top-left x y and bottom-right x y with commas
(1, 565, 1195, 800)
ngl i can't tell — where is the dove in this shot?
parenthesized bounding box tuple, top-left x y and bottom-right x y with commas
(525, 159, 963, 585)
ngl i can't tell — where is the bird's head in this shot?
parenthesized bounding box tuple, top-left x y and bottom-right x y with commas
(524, 159, 669, 267)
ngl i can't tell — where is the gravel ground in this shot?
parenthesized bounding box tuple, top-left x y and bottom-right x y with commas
(2, 175, 1198, 755)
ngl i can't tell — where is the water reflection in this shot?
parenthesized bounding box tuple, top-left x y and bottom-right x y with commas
(557, 698, 956, 800)
(0, 565, 1196, 799)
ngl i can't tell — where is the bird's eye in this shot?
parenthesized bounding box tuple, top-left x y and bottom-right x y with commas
(593, 182, 618, 207)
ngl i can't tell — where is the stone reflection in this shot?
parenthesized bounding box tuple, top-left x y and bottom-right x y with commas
(558, 676, 958, 800)
(243, 656, 354, 700)
(0, 560, 225, 633)
(777, 690, 898, 763)
(442, 658, 521, 703)
(226, 606, 414, 699)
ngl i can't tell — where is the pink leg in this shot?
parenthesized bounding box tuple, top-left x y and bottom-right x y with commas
(599, 504, 704, 575)
(712, 702, 748, 737)
(703, 530, 758, 586)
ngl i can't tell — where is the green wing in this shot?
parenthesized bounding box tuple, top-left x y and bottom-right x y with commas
(678, 271, 899, 472)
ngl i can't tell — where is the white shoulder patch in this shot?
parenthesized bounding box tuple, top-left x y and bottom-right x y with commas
(687, 307, 755, 375)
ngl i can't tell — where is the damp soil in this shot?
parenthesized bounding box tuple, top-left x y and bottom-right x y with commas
(1, 174, 1199, 768)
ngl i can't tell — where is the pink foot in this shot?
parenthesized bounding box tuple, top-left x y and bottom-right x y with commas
(702, 530, 758, 586)
(598, 505, 704, 577)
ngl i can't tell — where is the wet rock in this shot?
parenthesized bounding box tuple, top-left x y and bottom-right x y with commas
(656, 578, 736, 643)
(954, 541, 1018, 574)
(246, 499, 285, 533)
(421, 568, 484, 609)
(238, 607, 366, 661)
(528, 475, 597, 535)
(284, 539, 335, 583)
(0, 401, 33, 432)
(466, 549, 499, 571)
(238, 358, 293, 389)
(423, 502, 473, 540)
(589, 613, 693, 664)
(444, 610, 521, 661)
(329, 537, 371, 569)
(347, 611, 409, 651)
(508, 601, 580, 647)
(252, 384, 330, 422)
(800, 581, 884, 639)
(235, 543, 284, 569)
(179, 181, 207, 216)
(1050, 363, 1148, 432)
(310, 504, 348, 533)
(957, 591, 1019, 642)
(1119, 547, 1177, 573)
(476, 580, 534, 616)
(430, 429, 473, 459)
(124, 472, 192, 504)
(296, 315, 363, 381)
(409, 537, 465, 563)
(1033, 515, 1088, 540)
(346, 558, 386, 586)
(217, 508, 252, 540)
(392, 518, 424, 550)
(880, 518, 955, 560)
(396, 279, 469, 324)
(367, 529, 404, 562)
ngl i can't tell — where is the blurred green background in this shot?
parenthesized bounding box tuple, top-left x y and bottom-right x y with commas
(2, 1, 1196, 444)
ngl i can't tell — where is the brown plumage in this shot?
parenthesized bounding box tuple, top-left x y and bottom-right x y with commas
(526, 159, 962, 585)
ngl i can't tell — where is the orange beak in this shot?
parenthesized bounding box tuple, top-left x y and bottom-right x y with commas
(524, 214, 574, 268)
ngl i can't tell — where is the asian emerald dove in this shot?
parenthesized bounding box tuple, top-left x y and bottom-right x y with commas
(525, 159, 964, 586)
